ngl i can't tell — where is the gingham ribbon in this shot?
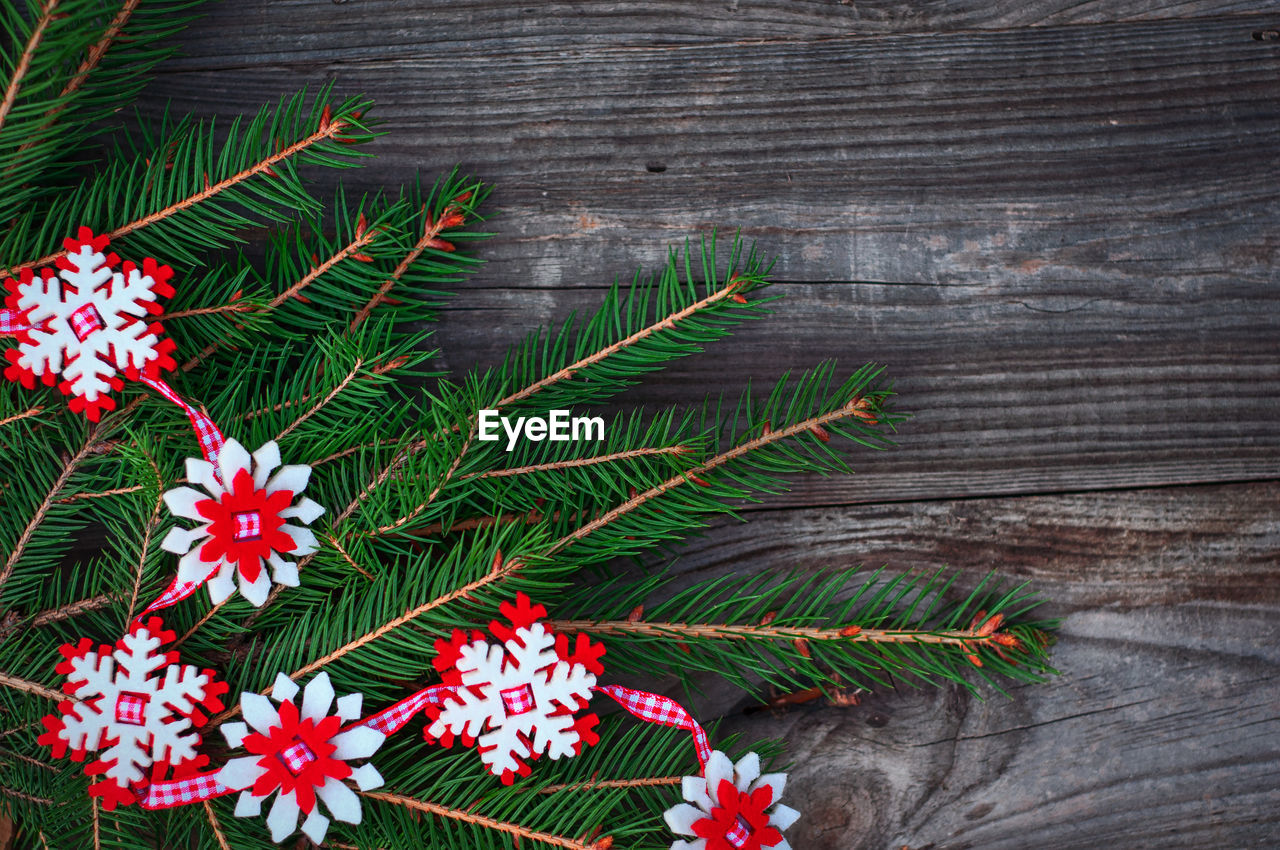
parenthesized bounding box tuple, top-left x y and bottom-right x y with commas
(0, 307, 31, 334)
(137, 771, 232, 809)
(137, 375, 225, 469)
(359, 684, 455, 735)
(594, 684, 713, 767)
(138, 571, 215, 620)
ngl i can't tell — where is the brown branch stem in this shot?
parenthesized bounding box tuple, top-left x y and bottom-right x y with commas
(0, 0, 60, 138)
(545, 398, 875, 557)
(546, 620, 1000, 648)
(8, 115, 353, 276)
(0, 433, 95, 595)
(0, 670, 65, 702)
(360, 790, 612, 850)
(0, 407, 43, 428)
(469, 445, 691, 480)
(275, 358, 362, 442)
(538, 775, 683, 793)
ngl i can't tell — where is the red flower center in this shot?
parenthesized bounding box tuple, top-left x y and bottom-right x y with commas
(114, 692, 149, 726)
(242, 700, 350, 815)
(692, 779, 785, 850)
(499, 684, 536, 715)
(69, 303, 104, 342)
(195, 468, 295, 582)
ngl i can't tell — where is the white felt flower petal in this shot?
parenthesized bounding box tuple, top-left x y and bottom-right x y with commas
(234, 791, 263, 817)
(301, 671, 335, 721)
(217, 439, 252, 487)
(351, 763, 383, 791)
(704, 751, 734, 798)
(207, 561, 236, 604)
(733, 751, 760, 791)
(331, 725, 384, 760)
(300, 807, 330, 845)
(750, 772, 787, 803)
(266, 464, 312, 496)
(271, 672, 299, 704)
(279, 524, 318, 556)
(217, 756, 267, 790)
(162, 486, 211, 521)
(335, 692, 362, 721)
(239, 563, 272, 607)
(682, 775, 713, 813)
(222, 721, 249, 748)
(176, 547, 216, 583)
(770, 804, 801, 831)
(241, 691, 282, 735)
(268, 553, 299, 587)
(672, 840, 707, 850)
(252, 441, 282, 489)
(164, 524, 210, 557)
(280, 496, 324, 524)
(664, 803, 705, 837)
(771, 840, 792, 850)
(266, 789, 301, 843)
(186, 457, 222, 497)
(316, 775, 363, 825)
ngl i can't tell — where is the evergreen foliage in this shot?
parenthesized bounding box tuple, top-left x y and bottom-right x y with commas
(0, 2, 1055, 847)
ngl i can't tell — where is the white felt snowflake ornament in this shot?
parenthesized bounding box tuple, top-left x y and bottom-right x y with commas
(2, 228, 176, 420)
(160, 438, 324, 606)
(37, 617, 227, 809)
(425, 593, 604, 783)
(217, 672, 385, 844)
(664, 750, 800, 850)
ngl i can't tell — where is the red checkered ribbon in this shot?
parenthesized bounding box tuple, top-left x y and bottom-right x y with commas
(360, 684, 455, 735)
(137, 375, 225, 470)
(594, 684, 713, 768)
(0, 307, 31, 335)
(137, 771, 232, 809)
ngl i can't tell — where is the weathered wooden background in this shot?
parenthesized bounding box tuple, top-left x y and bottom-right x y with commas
(139, 2, 1280, 847)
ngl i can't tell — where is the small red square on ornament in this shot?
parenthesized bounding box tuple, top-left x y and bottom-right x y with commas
(114, 691, 149, 726)
(725, 816, 753, 849)
(69, 303, 105, 341)
(233, 510, 262, 541)
(499, 684, 536, 715)
(279, 739, 318, 775)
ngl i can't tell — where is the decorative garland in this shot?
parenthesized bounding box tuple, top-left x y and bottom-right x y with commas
(3, 230, 799, 850)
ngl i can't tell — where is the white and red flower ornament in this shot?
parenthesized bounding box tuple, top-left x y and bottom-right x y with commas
(160, 439, 324, 607)
(217, 672, 386, 844)
(664, 750, 799, 850)
(424, 593, 605, 783)
(36, 617, 227, 810)
(2, 228, 176, 420)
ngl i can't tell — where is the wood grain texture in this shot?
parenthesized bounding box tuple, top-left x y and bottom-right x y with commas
(128, 3, 1280, 846)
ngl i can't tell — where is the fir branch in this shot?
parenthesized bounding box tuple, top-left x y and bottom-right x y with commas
(53, 0, 141, 107)
(546, 396, 878, 557)
(6, 101, 364, 275)
(365, 429, 476, 538)
(1, 785, 53, 806)
(469, 446, 692, 480)
(0, 432, 95, 597)
(126, 450, 164, 621)
(327, 533, 375, 581)
(28, 593, 116, 629)
(0, 408, 43, 428)
(55, 485, 146, 504)
(91, 797, 100, 850)
(538, 776, 683, 793)
(0, 0, 60, 139)
(0, 670, 62, 702)
(497, 271, 752, 410)
(349, 187, 475, 332)
(547, 617, 1017, 650)
(203, 800, 230, 850)
(164, 301, 256, 321)
(275, 358, 363, 441)
(360, 790, 613, 850)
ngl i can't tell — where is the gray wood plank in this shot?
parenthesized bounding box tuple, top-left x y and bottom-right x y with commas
(164, 0, 1270, 71)
(128, 13, 1280, 499)
(661, 481, 1280, 848)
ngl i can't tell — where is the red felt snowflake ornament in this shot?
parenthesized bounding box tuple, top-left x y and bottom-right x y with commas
(2, 228, 176, 420)
(424, 592, 605, 783)
(36, 617, 227, 809)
